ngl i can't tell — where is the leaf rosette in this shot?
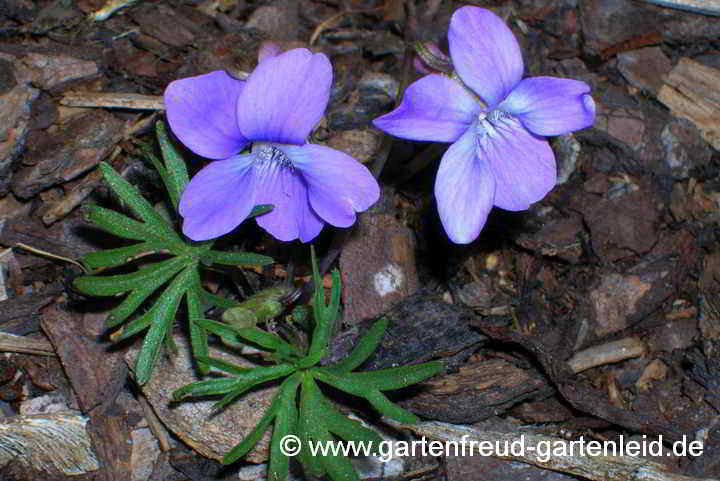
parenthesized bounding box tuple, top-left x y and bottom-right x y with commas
(174, 247, 444, 481)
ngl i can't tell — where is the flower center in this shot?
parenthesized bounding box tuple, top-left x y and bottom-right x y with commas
(252, 143, 293, 170)
(475, 108, 511, 138)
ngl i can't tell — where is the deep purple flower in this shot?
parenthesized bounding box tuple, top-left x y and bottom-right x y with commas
(164, 48, 380, 242)
(373, 6, 595, 244)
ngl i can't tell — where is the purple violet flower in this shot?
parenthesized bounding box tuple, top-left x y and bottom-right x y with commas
(164, 48, 380, 242)
(373, 6, 596, 244)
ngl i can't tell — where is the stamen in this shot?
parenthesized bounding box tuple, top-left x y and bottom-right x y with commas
(475, 109, 512, 137)
(253, 144, 294, 170)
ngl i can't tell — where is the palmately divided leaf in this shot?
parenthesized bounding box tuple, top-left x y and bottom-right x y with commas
(173, 245, 445, 481)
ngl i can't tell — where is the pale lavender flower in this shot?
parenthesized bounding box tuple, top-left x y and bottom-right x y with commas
(164, 48, 380, 242)
(373, 6, 595, 244)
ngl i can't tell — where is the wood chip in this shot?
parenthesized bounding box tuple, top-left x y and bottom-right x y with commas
(658, 58, 720, 151)
(0, 331, 55, 355)
(60, 92, 164, 110)
(0, 413, 99, 475)
(638, 0, 720, 16)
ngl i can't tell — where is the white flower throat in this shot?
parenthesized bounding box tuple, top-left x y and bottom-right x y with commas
(253, 143, 294, 170)
(474, 108, 512, 138)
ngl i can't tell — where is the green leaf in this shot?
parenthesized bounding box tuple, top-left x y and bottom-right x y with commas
(155, 121, 189, 209)
(268, 373, 300, 481)
(328, 317, 388, 373)
(104, 259, 187, 328)
(298, 247, 340, 368)
(85, 205, 161, 242)
(174, 364, 294, 401)
(320, 399, 383, 448)
(323, 361, 444, 391)
(197, 288, 239, 309)
(74, 256, 188, 296)
(98, 162, 179, 240)
(113, 309, 153, 340)
(298, 375, 359, 481)
(186, 282, 209, 375)
(134, 265, 196, 385)
(195, 318, 302, 358)
(201, 250, 274, 266)
(194, 356, 251, 376)
(247, 204, 274, 219)
(83, 241, 168, 269)
(297, 374, 327, 479)
(172, 377, 246, 400)
(223, 374, 300, 465)
(363, 389, 419, 424)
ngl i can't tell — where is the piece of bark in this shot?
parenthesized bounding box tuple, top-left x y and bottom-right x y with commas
(40, 304, 127, 413)
(0, 54, 39, 196)
(617, 47, 672, 94)
(658, 58, 720, 151)
(20, 53, 99, 91)
(87, 405, 133, 481)
(327, 290, 486, 371)
(339, 188, 420, 324)
(127, 332, 274, 463)
(0, 284, 64, 335)
(41, 166, 105, 225)
(12, 110, 125, 199)
(42, 304, 132, 481)
(400, 357, 553, 423)
(132, 4, 203, 48)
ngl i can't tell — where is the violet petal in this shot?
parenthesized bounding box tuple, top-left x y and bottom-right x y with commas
(373, 74, 479, 143)
(179, 155, 255, 240)
(252, 162, 324, 242)
(237, 48, 332, 145)
(435, 128, 496, 244)
(448, 6, 524, 108)
(164, 71, 249, 159)
(285, 144, 380, 227)
(501, 77, 596, 136)
(481, 117, 556, 211)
